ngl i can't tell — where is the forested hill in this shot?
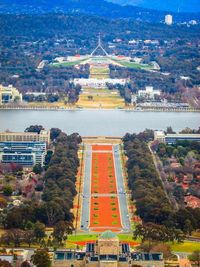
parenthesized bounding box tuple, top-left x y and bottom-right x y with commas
(0, 0, 199, 22)
(0, 14, 199, 41)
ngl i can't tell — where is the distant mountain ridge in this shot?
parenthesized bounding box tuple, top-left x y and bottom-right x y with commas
(107, 0, 200, 13)
(0, 0, 199, 22)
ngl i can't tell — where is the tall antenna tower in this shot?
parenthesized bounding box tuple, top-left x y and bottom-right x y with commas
(177, 0, 181, 13)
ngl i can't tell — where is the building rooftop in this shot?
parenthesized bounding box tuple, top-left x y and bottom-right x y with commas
(166, 133, 200, 138)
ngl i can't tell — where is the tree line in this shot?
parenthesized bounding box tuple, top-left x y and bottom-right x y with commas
(1, 131, 82, 231)
(123, 132, 200, 235)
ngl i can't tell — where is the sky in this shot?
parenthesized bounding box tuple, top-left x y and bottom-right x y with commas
(108, 0, 200, 12)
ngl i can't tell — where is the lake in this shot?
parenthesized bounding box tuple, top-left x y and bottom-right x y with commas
(0, 110, 199, 136)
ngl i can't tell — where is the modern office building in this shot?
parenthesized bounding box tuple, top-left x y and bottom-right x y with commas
(0, 141, 46, 166)
(154, 131, 200, 144)
(53, 231, 164, 267)
(0, 84, 22, 104)
(0, 130, 50, 145)
(165, 15, 173, 25)
(165, 134, 200, 144)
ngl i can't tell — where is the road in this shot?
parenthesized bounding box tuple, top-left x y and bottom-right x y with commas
(174, 252, 192, 267)
(80, 144, 91, 231)
(113, 144, 131, 232)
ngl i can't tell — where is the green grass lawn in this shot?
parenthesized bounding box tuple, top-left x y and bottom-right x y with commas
(68, 233, 99, 242)
(120, 61, 152, 69)
(67, 233, 138, 243)
(67, 234, 200, 253)
(51, 59, 87, 67)
(111, 58, 152, 70)
(170, 241, 200, 253)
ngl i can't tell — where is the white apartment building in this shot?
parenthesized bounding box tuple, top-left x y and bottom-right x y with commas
(165, 15, 173, 25)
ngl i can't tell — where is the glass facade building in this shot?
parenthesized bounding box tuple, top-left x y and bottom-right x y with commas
(165, 134, 200, 144)
(0, 141, 46, 166)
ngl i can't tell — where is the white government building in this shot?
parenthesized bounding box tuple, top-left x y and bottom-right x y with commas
(74, 78, 127, 88)
(0, 84, 22, 104)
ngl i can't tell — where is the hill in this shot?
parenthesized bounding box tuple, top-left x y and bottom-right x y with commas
(0, 0, 199, 22)
(1, 14, 199, 40)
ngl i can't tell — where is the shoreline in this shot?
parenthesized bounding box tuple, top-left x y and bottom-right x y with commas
(0, 106, 200, 112)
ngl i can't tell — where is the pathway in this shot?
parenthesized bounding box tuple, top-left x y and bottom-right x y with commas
(80, 144, 92, 231)
(113, 144, 131, 232)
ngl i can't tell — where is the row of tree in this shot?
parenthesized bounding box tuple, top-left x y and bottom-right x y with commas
(41, 132, 82, 226)
(123, 132, 200, 234)
(0, 219, 73, 248)
(123, 133, 173, 225)
(1, 130, 82, 231)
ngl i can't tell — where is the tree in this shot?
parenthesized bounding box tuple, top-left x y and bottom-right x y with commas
(0, 232, 12, 246)
(3, 185, 13, 196)
(4, 208, 24, 229)
(0, 197, 7, 208)
(23, 230, 35, 247)
(183, 219, 193, 236)
(50, 128, 61, 141)
(8, 229, 24, 247)
(166, 126, 175, 134)
(189, 250, 200, 267)
(25, 220, 34, 230)
(45, 151, 53, 167)
(52, 220, 73, 245)
(34, 221, 46, 242)
(31, 249, 51, 267)
(43, 201, 65, 226)
(33, 164, 43, 174)
(133, 223, 184, 244)
(21, 261, 31, 267)
(0, 259, 12, 267)
(25, 125, 44, 134)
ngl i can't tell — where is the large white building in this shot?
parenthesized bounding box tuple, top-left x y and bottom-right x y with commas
(0, 85, 22, 104)
(74, 78, 127, 89)
(165, 15, 173, 25)
(0, 130, 50, 145)
(138, 86, 161, 99)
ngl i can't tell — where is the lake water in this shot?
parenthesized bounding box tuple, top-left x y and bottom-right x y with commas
(0, 110, 199, 136)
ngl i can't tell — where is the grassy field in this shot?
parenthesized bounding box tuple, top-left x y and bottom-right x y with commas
(67, 234, 200, 253)
(170, 241, 200, 253)
(77, 64, 125, 109)
(51, 59, 87, 67)
(90, 66, 110, 79)
(111, 58, 153, 70)
(120, 61, 152, 69)
(77, 87, 125, 109)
